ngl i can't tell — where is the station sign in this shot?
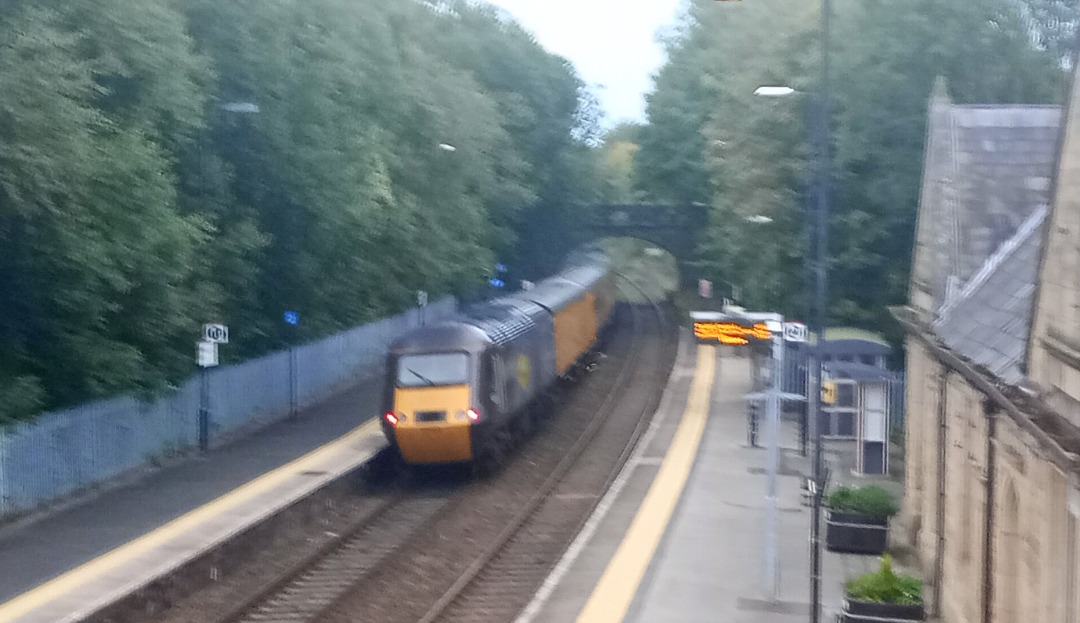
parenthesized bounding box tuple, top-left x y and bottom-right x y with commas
(693, 320, 771, 345)
(203, 323, 229, 344)
(783, 322, 807, 343)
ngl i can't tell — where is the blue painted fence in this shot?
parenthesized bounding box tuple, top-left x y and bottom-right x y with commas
(0, 298, 456, 519)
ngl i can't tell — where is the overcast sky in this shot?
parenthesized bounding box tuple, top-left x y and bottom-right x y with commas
(481, 0, 687, 127)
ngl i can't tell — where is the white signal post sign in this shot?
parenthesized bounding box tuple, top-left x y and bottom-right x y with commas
(783, 322, 807, 343)
(198, 323, 227, 368)
(203, 323, 229, 344)
(197, 340, 219, 368)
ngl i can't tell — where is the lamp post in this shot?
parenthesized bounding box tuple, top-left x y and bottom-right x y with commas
(193, 101, 260, 447)
(764, 318, 784, 602)
(748, 0, 832, 619)
(809, 6, 831, 623)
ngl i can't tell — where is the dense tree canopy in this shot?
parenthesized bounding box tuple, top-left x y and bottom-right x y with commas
(634, 0, 1073, 347)
(0, 0, 601, 422)
(6, 0, 1072, 422)
(597, 123, 646, 204)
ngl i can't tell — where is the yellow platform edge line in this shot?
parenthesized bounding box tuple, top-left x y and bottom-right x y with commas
(575, 344, 717, 623)
(0, 418, 382, 621)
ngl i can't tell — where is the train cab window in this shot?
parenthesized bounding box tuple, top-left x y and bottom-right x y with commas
(396, 353, 469, 387)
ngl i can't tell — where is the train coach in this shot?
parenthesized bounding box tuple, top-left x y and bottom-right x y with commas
(380, 251, 616, 468)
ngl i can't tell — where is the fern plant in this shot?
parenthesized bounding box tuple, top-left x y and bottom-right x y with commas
(845, 554, 922, 605)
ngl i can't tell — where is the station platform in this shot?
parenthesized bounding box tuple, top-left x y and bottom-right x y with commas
(0, 331, 911, 623)
(515, 337, 906, 623)
(0, 377, 388, 623)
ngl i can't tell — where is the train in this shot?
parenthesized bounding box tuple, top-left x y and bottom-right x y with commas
(380, 249, 617, 469)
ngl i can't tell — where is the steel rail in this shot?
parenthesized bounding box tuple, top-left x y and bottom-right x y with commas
(415, 273, 670, 623)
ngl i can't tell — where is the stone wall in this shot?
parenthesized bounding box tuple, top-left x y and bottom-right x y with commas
(899, 338, 1080, 622)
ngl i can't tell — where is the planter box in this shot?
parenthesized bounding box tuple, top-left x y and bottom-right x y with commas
(841, 596, 925, 622)
(825, 510, 888, 554)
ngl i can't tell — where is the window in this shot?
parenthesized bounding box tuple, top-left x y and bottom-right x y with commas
(837, 412, 856, 437)
(396, 353, 469, 387)
(838, 383, 856, 407)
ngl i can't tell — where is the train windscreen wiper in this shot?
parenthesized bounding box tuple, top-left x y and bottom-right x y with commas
(406, 367, 436, 386)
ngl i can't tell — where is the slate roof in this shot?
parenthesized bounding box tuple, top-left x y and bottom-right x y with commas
(914, 94, 1060, 314)
(933, 206, 1047, 384)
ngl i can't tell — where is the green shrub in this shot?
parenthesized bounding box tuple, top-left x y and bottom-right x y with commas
(846, 554, 922, 605)
(827, 484, 900, 518)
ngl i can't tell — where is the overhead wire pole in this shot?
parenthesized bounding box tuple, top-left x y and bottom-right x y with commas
(809, 0, 832, 621)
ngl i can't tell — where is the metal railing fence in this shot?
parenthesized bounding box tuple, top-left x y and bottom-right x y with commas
(0, 298, 455, 518)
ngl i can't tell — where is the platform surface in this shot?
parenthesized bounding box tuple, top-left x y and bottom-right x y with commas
(0, 378, 386, 623)
(518, 339, 886, 623)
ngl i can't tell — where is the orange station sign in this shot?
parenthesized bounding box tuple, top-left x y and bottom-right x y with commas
(693, 321, 771, 345)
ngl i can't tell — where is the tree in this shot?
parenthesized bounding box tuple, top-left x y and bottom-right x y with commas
(0, 0, 606, 421)
(0, 2, 215, 419)
(632, 0, 1071, 337)
(598, 123, 646, 203)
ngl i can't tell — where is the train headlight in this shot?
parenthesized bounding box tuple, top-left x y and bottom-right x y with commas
(466, 408, 481, 422)
(383, 411, 404, 426)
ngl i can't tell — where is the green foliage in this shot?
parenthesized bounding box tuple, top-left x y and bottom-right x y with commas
(845, 554, 923, 605)
(601, 238, 678, 302)
(1020, 0, 1080, 66)
(0, 377, 45, 425)
(633, 10, 714, 206)
(597, 123, 646, 203)
(0, 0, 601, 421)
(0, 2, 215, 410)
(827, 485, 900, 518)
(632, 0, 1072, 340)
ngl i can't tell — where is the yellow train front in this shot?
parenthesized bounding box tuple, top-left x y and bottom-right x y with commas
(381, 252, 615, 466)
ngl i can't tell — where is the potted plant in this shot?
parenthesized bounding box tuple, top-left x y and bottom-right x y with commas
(825, 484, 899, 554)
(841, 554, 925, 622)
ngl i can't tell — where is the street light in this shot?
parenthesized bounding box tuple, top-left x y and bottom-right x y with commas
(754, 86, 797, 98)
(748, 1, 832, 620)
(754, 83, 808, 449)
(221, 102, 260, 114)
(195, 101, 263, 450)
(763, 318, 784, 602)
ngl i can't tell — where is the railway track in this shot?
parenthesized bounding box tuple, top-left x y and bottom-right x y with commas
(319, 279, 676, 623)
(215, 496, 446, 623)
(414, 281, 671, 623)
(166, 276, 674, 623)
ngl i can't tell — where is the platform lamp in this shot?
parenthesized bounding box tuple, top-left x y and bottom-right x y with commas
(740, 0, 833, 618)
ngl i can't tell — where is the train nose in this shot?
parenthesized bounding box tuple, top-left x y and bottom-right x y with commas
(391, 385, 475, 463)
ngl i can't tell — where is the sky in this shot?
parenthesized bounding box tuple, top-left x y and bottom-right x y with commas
(481, 0, 687, 127)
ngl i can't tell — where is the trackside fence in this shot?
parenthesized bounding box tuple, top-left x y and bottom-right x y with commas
(0, 298, 456, 519)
